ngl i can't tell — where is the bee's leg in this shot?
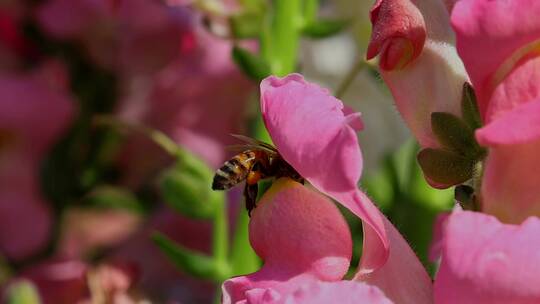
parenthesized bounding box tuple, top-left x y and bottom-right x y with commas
(244, 182, 259, 216)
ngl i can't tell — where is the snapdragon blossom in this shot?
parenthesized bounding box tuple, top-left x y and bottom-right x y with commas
(222, 74, 432, 304)
(368, 0, 540, 302)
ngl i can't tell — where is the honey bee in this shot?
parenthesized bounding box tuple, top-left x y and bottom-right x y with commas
(212, 135, 304, 215)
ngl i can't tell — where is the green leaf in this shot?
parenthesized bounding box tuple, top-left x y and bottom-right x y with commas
(152, 233, 229, 281)
(461, 82, 482, 130)
(417, 148, 475, 188)
(232, 46, 271, 81)
(431, 112, 481, 157)
(83, 185, 143, 213)
(5, 280, 41, 304)
(302, 19, 349, 39)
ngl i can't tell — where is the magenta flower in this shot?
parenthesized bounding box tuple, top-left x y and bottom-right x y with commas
(14, 259, 88, 304)
(369, 0, 540, 301)
(451, 0, 540, 224)
(36, 0, 191, 74)
(0, 71, 74, 260)
(434, 210, 540, 303)
(117, 26, 253, 187)
(222, 74, 432, 303)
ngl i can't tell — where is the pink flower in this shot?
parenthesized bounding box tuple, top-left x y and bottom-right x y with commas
(116, 24, 253, 186)
(36, 0, 191, 74)
(109, 208, 217, 303)
(0, 71, 75, 260)
(434, 211, 540, 304)
(223, 179, 394, 303)
(222, 74, 432, 303)
(367, 0, 468, 149)
(0, 9, 37, 70)
(451, 0, 540, 224)
(223, 178, 354, 303)
(8, 259, 142, 304)
(369, 0, 540, 223)
(370, 0, 540, 302)
(57, 207, 142, 258)
(14, 259, 88, 304)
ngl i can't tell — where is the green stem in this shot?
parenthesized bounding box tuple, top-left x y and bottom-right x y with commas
(230, 208, 260, 275)
(335, 59, 369, 99)
(262, 0, 302, 75)
(212, 196, 230, 277)
(93, 115, 180, 156)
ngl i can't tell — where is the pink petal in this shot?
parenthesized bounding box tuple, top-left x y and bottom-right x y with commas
(0, 155, 52, 261)
(451, 0, 540, 118)
(428, 212, 450, 263)
(282, 280, 393, 304)
(261, 74, 362, 191)
(380, 41, 468, 148)
(261, 75, 432, 303)
(36, 0, 111, 39)
(353, 193, 433, 304)
(476, 99, 540, 147)
(0, 74, 75, 158)
(367, 0, 426, 70)
(482, 54, 540, 125)
(434, 211, 540, 303)
(58, 208, 142, 258)
(222, 178, 352, 304)
(479, 137, 540, 224)
(0, 181, 51, 261)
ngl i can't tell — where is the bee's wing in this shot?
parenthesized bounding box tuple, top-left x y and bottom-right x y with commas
(230, 134, 278, 152)
(225, 143, 277, 155)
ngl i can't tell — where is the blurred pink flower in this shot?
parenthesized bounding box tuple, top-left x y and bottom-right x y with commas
(9, 259, 142, 304)
(15, 259, 88, 304)
(57, 207, 142, 258)
(451, 0, 540, 224)
(117, 22, 253, 186)
(36, 0, 191, 75)
(367, 0, 468, 149)
(223, 74, 432, 303)
(0, 9, 37, 70)
(109, 208, 217, 303)
(0, 71, 75, 261)
(434, 211, 540, 304)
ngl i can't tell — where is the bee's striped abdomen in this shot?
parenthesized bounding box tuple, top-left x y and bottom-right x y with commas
(212, 151, 256, 190)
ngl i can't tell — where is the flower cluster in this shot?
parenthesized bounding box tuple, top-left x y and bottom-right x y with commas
(220, 0, 540, 303)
